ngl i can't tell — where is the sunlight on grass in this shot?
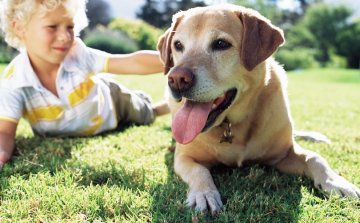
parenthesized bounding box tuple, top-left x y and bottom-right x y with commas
(0, 64, 359, 222)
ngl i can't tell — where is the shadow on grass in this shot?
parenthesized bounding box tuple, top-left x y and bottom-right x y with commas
(147, 149, 327, 222)
(0, 122, 171, 190)
(0, 130, 326, 222)
(1, 125, 131, 182)
(1, 136, 76, 177)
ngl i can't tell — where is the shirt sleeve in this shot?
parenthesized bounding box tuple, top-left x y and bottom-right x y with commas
(72, 38, 110, 74)
(0, 84, 23, 124)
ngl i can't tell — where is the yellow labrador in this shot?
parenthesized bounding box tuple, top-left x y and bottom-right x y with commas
(157, 4, 359, 214)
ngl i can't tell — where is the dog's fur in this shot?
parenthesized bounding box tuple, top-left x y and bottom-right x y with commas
(157, 4, 360, 215)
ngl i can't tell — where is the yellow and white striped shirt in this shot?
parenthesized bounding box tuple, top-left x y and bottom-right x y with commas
(0, 38, 118, 136)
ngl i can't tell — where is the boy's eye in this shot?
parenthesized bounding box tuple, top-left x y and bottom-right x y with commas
(48, 25, 57, 29)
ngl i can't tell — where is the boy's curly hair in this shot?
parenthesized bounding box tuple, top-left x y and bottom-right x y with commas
(0, 0, 88, 49)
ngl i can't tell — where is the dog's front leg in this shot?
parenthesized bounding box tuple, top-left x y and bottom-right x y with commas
(174, 153, 223, 215)
(275, 142, 360, 198)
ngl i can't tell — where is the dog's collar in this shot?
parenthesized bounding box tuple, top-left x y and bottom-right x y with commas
(219, 118, 234, 144)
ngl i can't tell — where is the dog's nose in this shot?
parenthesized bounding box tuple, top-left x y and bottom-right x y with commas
(168, 68, 194, 91)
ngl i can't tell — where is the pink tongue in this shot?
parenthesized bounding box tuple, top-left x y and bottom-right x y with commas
(172, 99, 214, 144)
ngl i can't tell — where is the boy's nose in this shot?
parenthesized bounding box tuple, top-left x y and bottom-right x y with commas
(58, 30, 72, 42)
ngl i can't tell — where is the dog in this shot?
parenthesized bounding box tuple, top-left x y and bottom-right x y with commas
(157, 4, 360, 215)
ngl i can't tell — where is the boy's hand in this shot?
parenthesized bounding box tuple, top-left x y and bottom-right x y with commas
(0, 120, 17, 166)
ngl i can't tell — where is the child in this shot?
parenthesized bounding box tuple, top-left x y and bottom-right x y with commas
(0, 0, 170, 166)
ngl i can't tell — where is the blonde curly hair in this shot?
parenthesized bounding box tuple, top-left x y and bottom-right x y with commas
(0, 0, 88, 49)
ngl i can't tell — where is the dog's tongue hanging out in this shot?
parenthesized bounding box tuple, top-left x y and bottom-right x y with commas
(172, 99, 214, 144)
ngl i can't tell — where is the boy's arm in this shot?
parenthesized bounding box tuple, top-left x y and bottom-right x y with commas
(107, 50, 164, 75)
(0, 119, 17, 166)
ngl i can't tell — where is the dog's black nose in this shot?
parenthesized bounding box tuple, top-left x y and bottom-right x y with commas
(168, 68, 194, 91)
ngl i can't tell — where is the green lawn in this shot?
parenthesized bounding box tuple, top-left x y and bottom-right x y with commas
(0, 63, 359, 222)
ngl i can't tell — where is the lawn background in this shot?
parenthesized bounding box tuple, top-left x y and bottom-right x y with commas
(0, 63, 359, 222)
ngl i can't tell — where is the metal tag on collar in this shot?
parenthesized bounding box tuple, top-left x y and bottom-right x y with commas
(219, 119, 234, 144)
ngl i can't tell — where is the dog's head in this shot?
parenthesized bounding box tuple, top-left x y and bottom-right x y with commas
(157, 4, 284, 144)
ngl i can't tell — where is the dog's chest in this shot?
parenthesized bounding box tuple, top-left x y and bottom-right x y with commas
(194, 125, 250, 166)
(203, 138, 247, 167)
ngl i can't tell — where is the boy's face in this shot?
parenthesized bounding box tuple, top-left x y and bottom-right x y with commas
(18, 5, 75, 69)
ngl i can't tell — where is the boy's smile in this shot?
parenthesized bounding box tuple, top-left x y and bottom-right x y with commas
(18, 5, 75, 72)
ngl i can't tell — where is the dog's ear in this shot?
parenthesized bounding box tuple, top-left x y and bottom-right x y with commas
(238, 9, 285, 71)
(157, 12, 184, 75)
(157, 29, 173, 75)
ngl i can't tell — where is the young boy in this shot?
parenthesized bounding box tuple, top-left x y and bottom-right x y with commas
(0, 0, 169, 166)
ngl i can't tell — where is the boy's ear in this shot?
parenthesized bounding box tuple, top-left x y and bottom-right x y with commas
(12, 20, 25, 39)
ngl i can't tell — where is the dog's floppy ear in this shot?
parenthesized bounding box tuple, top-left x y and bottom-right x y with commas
(157, 12, 184, 75)
(238, 9, 285, 71)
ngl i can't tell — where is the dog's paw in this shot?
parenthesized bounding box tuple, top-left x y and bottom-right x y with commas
(315, 175, 360, 198)
(186, 189, 223, 215)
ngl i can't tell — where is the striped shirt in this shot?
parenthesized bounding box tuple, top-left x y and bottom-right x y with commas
(0, 38, 118, 136)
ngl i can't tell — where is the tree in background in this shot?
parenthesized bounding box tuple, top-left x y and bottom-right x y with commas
(86, 0, 111, 30)
(82, 0, 132, 54)
(294, 0, 323, 12)
(233, 0, 283, 26)
(135, 0, 165, 28)
(232, 0, 323, 29)
(136, 0, 207, 29)
(296, 3, 354, 66)
(0, 31, 18, 63)
(273, 0, 323, 13)
(335, 19, 360, 68)
(231, 0, 358, 69)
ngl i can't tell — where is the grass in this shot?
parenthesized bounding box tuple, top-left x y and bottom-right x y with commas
(0, 63, 360, 222)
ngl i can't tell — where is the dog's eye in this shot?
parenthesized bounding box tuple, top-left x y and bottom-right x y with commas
(213, 39, 231, 50)
(174, 41, 183, 51)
